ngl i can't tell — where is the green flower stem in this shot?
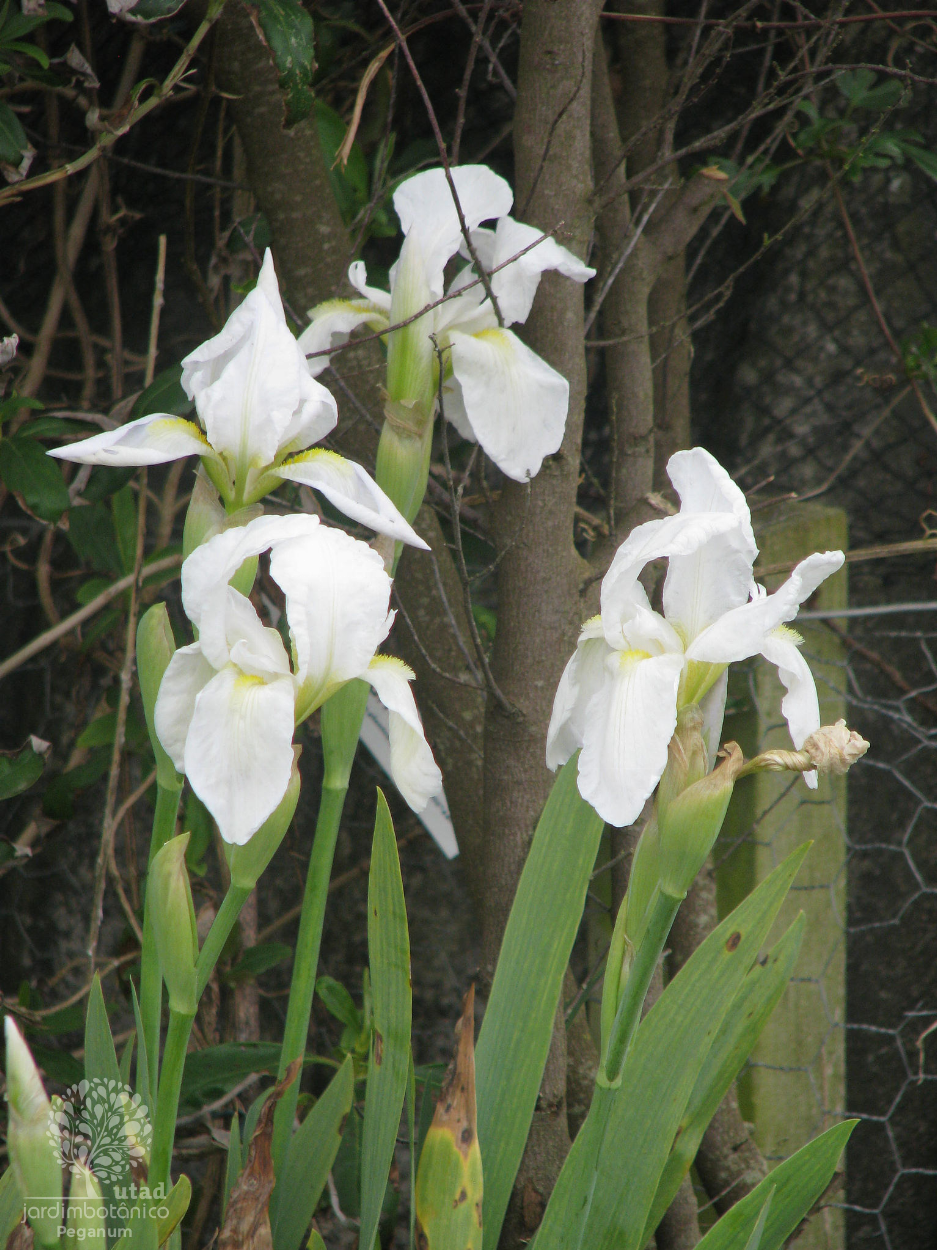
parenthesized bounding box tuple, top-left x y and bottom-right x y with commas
(139, 783, 182, 1096)
(601, 890, 682, 1085)
(148, 1007, 195, 1192)
(270, 781, 348, 1175)
(195, 883, 253, 999)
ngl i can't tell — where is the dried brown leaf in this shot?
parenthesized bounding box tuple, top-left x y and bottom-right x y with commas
(217, 1058, 302, 1250)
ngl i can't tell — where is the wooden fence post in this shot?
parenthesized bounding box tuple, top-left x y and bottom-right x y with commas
(718, 501, 849, 1250)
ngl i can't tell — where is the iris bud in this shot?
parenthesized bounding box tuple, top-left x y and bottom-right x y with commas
(137, 604, 182, 792)
(658, 743, 745, 900)
(146, 834, 198, 1016)
(4, 1016, 62, 1248)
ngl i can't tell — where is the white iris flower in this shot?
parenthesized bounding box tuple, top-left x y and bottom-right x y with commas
(49, 251, 426, 549)
(299, 165, 595, 482)
(547, 448, 845, 827)
(154, 513, 441, 844)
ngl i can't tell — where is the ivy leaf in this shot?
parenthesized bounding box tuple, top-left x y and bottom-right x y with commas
(0, 100, 28, 164)
(0, 432, 70, 520)
(249, 0, 316, 127)
(0, 738, 49, 802)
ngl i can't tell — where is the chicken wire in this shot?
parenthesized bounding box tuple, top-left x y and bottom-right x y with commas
(692, 144, 937, 1249)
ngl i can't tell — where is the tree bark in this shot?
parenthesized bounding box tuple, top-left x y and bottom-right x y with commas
(590, 32, 657, 540)
(484, 2, 604, 1240)
(611, 0, 692, 482)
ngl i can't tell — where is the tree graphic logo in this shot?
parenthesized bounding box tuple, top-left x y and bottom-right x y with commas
(48, 1078, 151, 1183)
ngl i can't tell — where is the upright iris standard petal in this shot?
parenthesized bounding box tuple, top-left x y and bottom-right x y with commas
(663, 447, 759, 638)
(48, 413, 213, 467)
(181, 513, 318, 668)
(578, 650, 685, 828)
(184, 253, 338, 478)
(392, 165, 514, 298)
(366, 655, 443, 812)
(601, 510, 740, 635)
(273, 449, 429, 549)
(268, 523, 393, 715)
(447, 327, 569, 480)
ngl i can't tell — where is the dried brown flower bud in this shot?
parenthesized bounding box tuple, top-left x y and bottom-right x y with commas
(802, 719, 869, 775)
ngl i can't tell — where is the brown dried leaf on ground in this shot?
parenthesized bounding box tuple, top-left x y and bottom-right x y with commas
(218, 1058, 302, 1250)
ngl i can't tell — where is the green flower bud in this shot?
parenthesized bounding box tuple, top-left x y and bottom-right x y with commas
(657, 705, 708, 830)
(137, 604, 182, 792)
(146, 834, 198, 1016)
(64, 1164, 106, 1246)
(182, 468, 227, 558)
(385, 232, 435, 415)
(225, 751, 302, 890)
(4, 1017, 62, 1248)
(658, 743, 745, 900)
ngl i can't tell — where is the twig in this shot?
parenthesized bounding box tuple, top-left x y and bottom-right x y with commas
(373, 0, 506, 326)
(448, 0, 516, 101)
(795, 386, 909, 503)
(2, 952, 138, 1026)
(582, 181, 671, 335)
(0, 552, 181, 683)
(451, 0, 493, 166)
(111, 768, 157, 842)
(827, 170, 937, 440)
(145, 236, 167, 388)
(0, 5, 224, 208)
(175, 1075, 263, 1127)
(256, 830, 422, 942)
(36, 526, 59, 626)
(391, 585, 483, 690)
(755, 537, 937, 578)
(600, 9, 937, 28)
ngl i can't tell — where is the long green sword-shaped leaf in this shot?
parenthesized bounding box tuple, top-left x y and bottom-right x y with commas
(642, 912, 805, 1242)
(476, 755, 604, 1250)
(272, 1055, 354, 1250)
(0, 1167, 24, 1246)
(358, 792, 412, 1250)
(694, 1121, 856, 1250)
(534, 842, 810, 1250)
(85, 972, 121, 1087)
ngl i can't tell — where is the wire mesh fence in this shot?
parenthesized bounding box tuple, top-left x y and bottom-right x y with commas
(695, 150, 937, 1250)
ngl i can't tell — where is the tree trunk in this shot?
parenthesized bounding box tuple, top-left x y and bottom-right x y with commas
(484, 2, 603, 1240)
